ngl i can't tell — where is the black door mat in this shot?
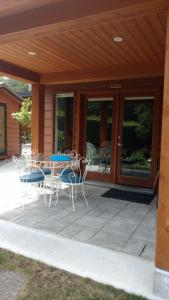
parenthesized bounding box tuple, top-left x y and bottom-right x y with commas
(101, 188, 154, 204)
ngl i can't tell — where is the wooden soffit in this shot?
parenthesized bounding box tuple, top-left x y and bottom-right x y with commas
(0, 0, 167, 83)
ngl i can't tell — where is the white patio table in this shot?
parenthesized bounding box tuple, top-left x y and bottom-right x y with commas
(27, 154, 74, 176)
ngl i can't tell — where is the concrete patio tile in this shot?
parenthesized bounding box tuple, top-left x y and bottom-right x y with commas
(33, 219, 69, 234)
(45, 207, 72, 219)
(59, 208, 94, 224)
(89, 230, 128, 251)
(59, 212, 83, 224)
(0, 207, 26, 220)
(102, 220, 138, 236)
(73, 227, 99, 242)
(11, 213, 47, 227)
(113, 211, 144, 225)
(141, 242, 156, 261)
(142, 216, 156, 228)
(75, 215, 107, 228)
(99, 199, 129, 209)
(122, 202, 151, 216)
(86, 207, 121, 220)
(59, 223, 85, 238)
(132, 226, 156, 242)
(122, 237, 147, 257)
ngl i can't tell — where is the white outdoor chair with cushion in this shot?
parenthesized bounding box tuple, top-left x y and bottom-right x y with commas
(12, 155, 48, 207)
(27, 152, 51, 176)
(59, 157, 88, 211)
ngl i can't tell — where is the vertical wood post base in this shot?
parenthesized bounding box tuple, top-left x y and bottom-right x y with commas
(154, 268, 169, 299)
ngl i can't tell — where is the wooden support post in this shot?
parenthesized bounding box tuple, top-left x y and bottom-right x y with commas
(31, 84, 45, 153)
(73, 92, 82, 154)
(154, 7, 169, 299)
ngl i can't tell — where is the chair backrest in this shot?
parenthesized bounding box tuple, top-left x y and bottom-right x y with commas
(64, 150, 80, 160)
(60, 157, 88, 184)
(12, 155, 27, 175)
(36, 153, 44, 161)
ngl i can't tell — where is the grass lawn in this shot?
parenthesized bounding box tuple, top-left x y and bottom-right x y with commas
(0, 248, 148, 300)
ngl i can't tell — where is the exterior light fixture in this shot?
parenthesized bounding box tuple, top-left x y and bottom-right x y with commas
(28, 51, 37, 56)
(113, 36, 124, 43)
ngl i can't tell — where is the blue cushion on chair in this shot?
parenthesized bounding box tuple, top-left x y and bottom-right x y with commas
(32, 168, 51, 176)
(41, 168, 51, 175)
(57, 168, 72, 175)
(60, 174, 84, 184)
(20, 173, 45, 183)
(50, 154, 71, 162)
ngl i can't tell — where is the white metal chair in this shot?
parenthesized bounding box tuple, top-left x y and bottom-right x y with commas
(59, 157, 88, 211)
(12, 155, 49, 207)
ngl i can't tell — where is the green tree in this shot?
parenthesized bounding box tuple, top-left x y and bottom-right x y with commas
(0, 76, 30, 92)
(11, 98, 32, 142)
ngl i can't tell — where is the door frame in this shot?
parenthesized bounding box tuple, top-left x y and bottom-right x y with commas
(115, 89, 161, 188)
(79, 88, 161, 188)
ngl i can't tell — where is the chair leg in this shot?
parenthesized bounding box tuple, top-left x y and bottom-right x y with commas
(71, 185, 75, 212)
(44, 192, 47, 206)
(55, 186, 59, 206)
(81, 183, 88, 207)
(48, 191, 52, 207)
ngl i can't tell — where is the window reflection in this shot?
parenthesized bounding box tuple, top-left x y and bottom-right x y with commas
(86, 98, 113, 173)
(120, 97, 153, 178)
(55, 93, 74, 153)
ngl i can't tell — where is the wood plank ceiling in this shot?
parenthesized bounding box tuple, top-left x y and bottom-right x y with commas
(0, 0, 167, 83)
(0, 0, 62, 17)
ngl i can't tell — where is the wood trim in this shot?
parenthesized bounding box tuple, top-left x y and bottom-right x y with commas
(40, 64, 164, 84)
(0, 0, 167, 45)
(45, 77, 164, 92)
(0, 59, 40, 83)
(73, 92, 81, 153)
(156, 7, 169, 272)
(31, 84, 45, 153)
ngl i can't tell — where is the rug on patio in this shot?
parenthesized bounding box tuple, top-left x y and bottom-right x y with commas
(101, 188, 154, 204)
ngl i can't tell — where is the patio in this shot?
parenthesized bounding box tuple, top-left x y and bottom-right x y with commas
(0, 175, 156, 261)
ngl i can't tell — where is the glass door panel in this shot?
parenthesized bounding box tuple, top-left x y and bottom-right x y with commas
(86, 98, 113, 176)
(116, 94, 158, 187)
(120, 97, 153, 178)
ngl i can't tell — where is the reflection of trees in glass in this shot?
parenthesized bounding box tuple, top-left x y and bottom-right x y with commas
(56, 96, 74, 152)
(121, 100, 153, 174)
(134, 102, 152, 146)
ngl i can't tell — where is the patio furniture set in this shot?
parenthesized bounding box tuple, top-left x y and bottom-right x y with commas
(12, 150, 88, 211)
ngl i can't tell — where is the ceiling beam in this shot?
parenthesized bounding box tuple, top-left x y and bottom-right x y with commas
(40, 63, 164, 84)
(0, 60, 40, 82)
(0, 0, 167, 44)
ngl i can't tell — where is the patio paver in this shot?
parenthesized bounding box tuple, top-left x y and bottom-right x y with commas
(0, 182, 156, 261)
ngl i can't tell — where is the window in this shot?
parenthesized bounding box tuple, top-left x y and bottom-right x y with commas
(55, 93, 74, 153)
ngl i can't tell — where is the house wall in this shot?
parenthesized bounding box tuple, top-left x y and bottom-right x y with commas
(43, 77, 163, 157)
(0, 90, 20, 158)
(44, 87, 54, 156)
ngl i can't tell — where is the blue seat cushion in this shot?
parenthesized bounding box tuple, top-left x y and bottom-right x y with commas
(57, 168, 72, 175)
(50, 154, 71, 162)
(31, 168, 51, 176)
(60, 174, 84, 184)
(20, 173, 45, 183)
